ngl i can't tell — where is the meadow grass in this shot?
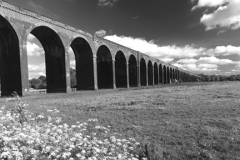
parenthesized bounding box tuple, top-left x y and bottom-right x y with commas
(1, 82, 240, 159)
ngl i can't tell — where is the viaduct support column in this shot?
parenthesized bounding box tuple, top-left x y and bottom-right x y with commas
(58, 33, 72, 93)
(93, 55, 98, 90)
(137, 64, 140, 87)
(64, 46, 72, 93)
(10, 19, 30, 96)
(146, 66, 148, 86)
(126, 62, 130, 88)
(19, 33, 30, 96)
(112, 59, 116, 89)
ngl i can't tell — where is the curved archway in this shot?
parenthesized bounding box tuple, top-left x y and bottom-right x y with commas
(163, 65, 167, 84)
(173, 68, 176, 81)
(70, 37, 94, 90)
(140, 58, 147, 86)
(170, 68, 173, 83)
(115, 51, 127, 88)
(167, 66, 170, 84)
(0, 15, 22, 96)
(97, 45, 113, 89)
(154, 63, 158, 85)
(159, 64, 163, 84)
(148, 61, 153, 85)
(30, 26, 66, 93)
(129, 55, 137, 87)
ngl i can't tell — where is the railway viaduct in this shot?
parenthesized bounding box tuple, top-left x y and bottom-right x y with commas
(0, 1, 199, 96)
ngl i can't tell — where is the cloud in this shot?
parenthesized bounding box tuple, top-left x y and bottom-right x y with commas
(159, 58, 174, 63)
(95, 30, 107, 37)
(192, 0, 229, 9)
(174, 56, 237, 73)
(98, 0, 119, 7)
(27, 42, 44, 56)
(105, 35, 205, 59)
(173, 63, 219, 73)
(27, 34, 36, 41)
(208, 45, 240, 56)
(198, 56, 236, 65)
(192, 0, 240, 30)
(28, 63, 46, 79)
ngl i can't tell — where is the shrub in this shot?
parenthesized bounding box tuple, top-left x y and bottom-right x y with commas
(0, 96, 146, 160)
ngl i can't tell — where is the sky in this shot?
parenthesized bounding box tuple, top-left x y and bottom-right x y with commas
(5, 0, 240, 78)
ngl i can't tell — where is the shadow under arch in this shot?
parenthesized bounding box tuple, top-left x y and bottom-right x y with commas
(115, 51, 127, 88)
(163, 65, 167, 84)
(70, 37, 94, 90)
(140, 58, 147, 86)
(148, 61, 153, 85)
(159, 64, 163, 84)
(30, 26, 66, 93)
(128, 55, 137, 87)
(0, 15, 22, 96)
(167, 66, 170, 84)
(173, 68, 176, 80)
(154, 62, 158, 85)
(170, 67, 173, 83)
(97, 45, 113, 89)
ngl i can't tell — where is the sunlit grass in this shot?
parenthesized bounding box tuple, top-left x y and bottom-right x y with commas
(1, 82, 240, 159)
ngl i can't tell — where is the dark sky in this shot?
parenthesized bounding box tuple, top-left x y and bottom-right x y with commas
(5, 0, 240, 76)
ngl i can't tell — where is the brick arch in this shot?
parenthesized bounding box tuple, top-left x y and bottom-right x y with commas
(97, 45, 113, 89)
(159, 64, 163, 84)
(115, 50, 127, 88)
(28, 25, 67, 93)
(148, 60, 153, 85)
(70, 37, 94, 90)
(0, 14, 22, 96)
(140, 58, 147, 86)
(128, 54, 138, 87)
(154, 62, 158, 85)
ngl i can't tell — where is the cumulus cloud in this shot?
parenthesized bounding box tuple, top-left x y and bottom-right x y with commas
(192, 0, 229, 9)
(105, 35, 205, 59)
(174, 56, 237, 73)
(208, 45, 240, 56)
(192, 0, 240, 30)
(95, 30, 107, 37)
(159, 58, 174, 63)
(98, 0, 119, 7)
(173, 63, 219, 72)
(28, 63, 46, 79)
(27, 42, 44, 56)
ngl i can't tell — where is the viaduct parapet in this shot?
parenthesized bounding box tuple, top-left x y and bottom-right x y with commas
(0, 0, 200, 96)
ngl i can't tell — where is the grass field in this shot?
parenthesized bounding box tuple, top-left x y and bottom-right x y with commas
(3, 82, 240, 159)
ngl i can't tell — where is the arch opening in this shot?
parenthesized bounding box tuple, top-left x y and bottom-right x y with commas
(163, 65, 167, 84)
(154, 63, 158, 85)
(173, 68, 176, 81)
(115, 51, 127, 88)
(97, 45, 113, 89)
(70, 37, 94, 90)
(30, 26, 66, 93)
(129, 55, 137, 87)
(170, 68, 173, 83)
(140, 58, 147, 86)
(167, 66, 170, 84)
(0, 15, 22, 96)
(159, 64, 163, 84)
(148, 61, 153, 85)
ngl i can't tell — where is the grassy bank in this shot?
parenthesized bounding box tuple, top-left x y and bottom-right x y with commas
(3, 82, 240, 159)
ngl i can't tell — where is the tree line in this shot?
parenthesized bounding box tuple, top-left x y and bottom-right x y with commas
(29, 71, 240, 89)
(197, 74, 240, 82)
(29, 68, 77, 89)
